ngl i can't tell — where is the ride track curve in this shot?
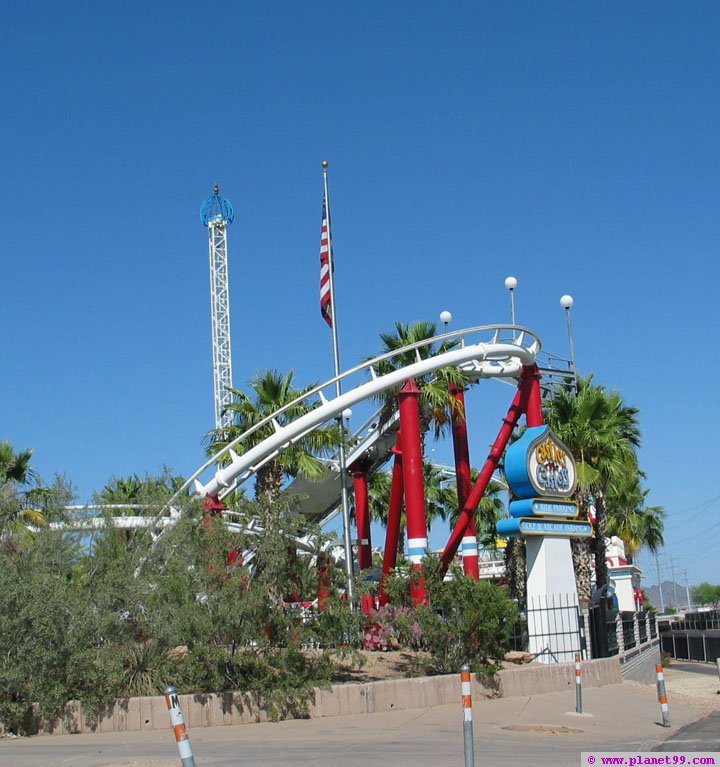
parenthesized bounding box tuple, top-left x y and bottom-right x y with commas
(152, 325, 542, 553)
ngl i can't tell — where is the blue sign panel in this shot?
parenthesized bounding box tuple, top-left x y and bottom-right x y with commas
(509, 498, 579, 518)
(504, 426, 576, 500)
(497, 517, 592, 539)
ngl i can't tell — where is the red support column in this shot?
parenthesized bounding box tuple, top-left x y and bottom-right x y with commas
(351, 460, 373, 570)
(203, 493, 226, 518)
(379, 433, 404, 606)
(440, 366, 537, 573)
(450, 385, 479, 580)
(525, 364, 544, 427)
(397, 379, 428, 606)
(202, 493, 226, 574)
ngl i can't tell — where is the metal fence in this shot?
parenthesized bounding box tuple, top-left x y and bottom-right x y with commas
(667, 610, 720, 632)
(661, 630, 720, 663)
(659, 610, 720, 663)
(512, 594, 584, 663)
(588, 606, 657, 658)
(514, 601, 659, 661)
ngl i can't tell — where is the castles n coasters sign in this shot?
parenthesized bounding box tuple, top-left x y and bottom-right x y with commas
(504, 425, 577, 500)
(498, 426, 588, 539)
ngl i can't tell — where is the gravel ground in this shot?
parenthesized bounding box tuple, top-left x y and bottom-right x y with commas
(662, 660, 720, 717)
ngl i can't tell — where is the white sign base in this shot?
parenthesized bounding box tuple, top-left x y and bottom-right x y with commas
(525, 536, 581, 664)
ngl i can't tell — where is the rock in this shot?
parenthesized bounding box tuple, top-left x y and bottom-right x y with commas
(167, 645, 189, 660)
(504, 651, 534, 664)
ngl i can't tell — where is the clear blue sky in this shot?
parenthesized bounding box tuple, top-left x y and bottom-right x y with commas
(2, 3, 718, 587)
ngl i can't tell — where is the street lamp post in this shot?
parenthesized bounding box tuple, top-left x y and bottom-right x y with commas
(338, 407, 355, 605)
(504, 276, 517, 328)
(560, 294, 577, 389)
(439, 310, 452, 334)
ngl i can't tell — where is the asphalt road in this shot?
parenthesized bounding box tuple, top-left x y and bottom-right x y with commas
(655, 713, 720, 752)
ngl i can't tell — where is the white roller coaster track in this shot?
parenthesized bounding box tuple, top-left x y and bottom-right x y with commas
(159, 325, 540, 530)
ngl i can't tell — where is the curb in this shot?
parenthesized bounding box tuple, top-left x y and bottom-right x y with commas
(10, 656, 621, 736)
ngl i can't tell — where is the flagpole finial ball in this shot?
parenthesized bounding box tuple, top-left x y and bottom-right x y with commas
(322, 160, 329, 168)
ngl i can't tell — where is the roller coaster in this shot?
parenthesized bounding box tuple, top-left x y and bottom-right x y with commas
(145, 322, 570, 601)
(56, 321, 572, 606)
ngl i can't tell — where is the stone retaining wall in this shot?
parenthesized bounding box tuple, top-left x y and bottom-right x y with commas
(497, 656, 621, 697)
(16, 656, 622, 736)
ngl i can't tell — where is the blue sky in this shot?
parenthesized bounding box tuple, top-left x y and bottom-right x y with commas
(2, 3, 718, 588)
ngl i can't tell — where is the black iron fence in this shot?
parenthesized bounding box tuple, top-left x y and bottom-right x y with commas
(660, 610, 720, 663)
(661, 630, 720, 662)
(511, 594, 585, 662)
(588, 606, 658, 658)
(514, 601, 659, 661)
(666, 610, 720, 632)
(660, 609, 720, 663)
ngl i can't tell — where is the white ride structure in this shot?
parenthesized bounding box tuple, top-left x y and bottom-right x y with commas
(55, 323, 576, 580)
(200, 185, 235, 431)
(158, 324, 543, 536)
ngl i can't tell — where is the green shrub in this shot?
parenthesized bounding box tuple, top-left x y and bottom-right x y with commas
(375, 556, 518, 674)
(0, 480, 517, 734)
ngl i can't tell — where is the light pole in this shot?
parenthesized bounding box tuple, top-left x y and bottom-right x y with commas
(560, 294, 577, 389)
(439, 310, 452, 334)
(338, 406, 355, 605)
(504, 276, 517, 327)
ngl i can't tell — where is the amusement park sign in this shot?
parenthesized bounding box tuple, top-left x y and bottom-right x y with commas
(505, 426, 577, 500)
(509, 498, 579, 518)
(499, 425, 585, 540)
(496, 517, 592, 538)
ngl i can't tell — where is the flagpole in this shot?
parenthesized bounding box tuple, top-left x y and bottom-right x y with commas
(322, 160, 356, 605)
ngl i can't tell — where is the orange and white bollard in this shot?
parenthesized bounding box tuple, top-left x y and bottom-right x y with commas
(575, 653, 583, 714)
(164, 685, 197, 767)
(460, 663, 475, 767)
(655, 663, 670, 727)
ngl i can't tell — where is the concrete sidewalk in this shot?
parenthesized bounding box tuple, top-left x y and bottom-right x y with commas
(0, 681, 702, 767)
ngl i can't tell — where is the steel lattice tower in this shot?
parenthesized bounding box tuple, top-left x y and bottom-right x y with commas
(200, 184, 235, 430)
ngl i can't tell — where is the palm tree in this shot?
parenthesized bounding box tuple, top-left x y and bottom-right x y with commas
(0, 441, 37, 485)
(606, 469, 665, 563)
(372, 321, 468, 443)
(448, 475, 506, 543)
(205, 369, 342, 503)
(503, 537, 527, 604)
(95, 472, 185, 545)
(98, 472, 184, 505)
(0, 441, 45, 540)
(545, 376, 641, 600)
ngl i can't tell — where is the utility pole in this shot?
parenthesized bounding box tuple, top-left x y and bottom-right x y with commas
(669, 555, 679, 610)
(655, 554, 665, 612)
(683, 569, 692, 612)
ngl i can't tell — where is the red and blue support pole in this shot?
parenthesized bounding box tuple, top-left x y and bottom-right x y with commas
(450, 385, 479, 580)
(398, 379, 428, 605)
(440, 365, 540, 574)
(379, 433, 404, 606)
(351, 460, 373, 571)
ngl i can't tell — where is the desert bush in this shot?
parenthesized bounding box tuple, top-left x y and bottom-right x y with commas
(373, 556, 518, 673)
(0, 482, 369, 733)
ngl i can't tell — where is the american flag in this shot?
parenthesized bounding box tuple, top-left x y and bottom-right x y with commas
(319, 192, 333, 328)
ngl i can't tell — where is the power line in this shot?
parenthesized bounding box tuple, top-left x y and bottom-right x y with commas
(663, 494, 720, 530)
(661, 516, 720, 547)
